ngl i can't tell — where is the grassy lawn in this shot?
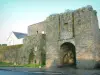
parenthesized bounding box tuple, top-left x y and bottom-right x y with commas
(0, 62, 45, 68)
(22, 64, 44, 68)
(0, 62, 14, 67)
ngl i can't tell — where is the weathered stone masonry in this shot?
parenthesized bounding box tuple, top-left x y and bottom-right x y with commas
(21, 5, 100, 69)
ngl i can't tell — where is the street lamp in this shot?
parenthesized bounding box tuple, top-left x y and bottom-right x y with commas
(42, 31, 45, 34)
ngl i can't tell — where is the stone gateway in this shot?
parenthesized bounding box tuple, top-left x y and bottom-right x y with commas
(21, 5, 100, 69)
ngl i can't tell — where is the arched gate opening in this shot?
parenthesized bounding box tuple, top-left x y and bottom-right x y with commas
(60, 42, 76, 67)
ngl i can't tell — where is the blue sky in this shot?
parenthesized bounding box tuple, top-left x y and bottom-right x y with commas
(0, 0, 100, 44)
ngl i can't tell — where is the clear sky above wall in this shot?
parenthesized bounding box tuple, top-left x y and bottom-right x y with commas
(0, 0, 100, 44)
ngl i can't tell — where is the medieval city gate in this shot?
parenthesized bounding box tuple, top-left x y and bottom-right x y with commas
(25, 5, 100, 69)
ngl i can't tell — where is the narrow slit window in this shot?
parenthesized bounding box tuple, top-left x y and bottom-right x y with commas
(64, 23, 68, 30)
(37, 31, 38, 34)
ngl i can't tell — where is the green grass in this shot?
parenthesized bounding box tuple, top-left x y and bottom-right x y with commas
(22, 64, 40, 68)
(22, 64, 45, 68)
(0, 62, 13, 67)
(0, 62, 45, 68)
(0, 62, 23, 67)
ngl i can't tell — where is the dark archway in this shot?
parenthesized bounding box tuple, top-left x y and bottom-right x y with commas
(41, 52, 46, 65)
(60, 42, 76, 66)
(28, 50, 34, 64)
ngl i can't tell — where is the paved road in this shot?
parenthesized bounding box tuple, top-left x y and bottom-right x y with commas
(0, 67, 100, 75)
